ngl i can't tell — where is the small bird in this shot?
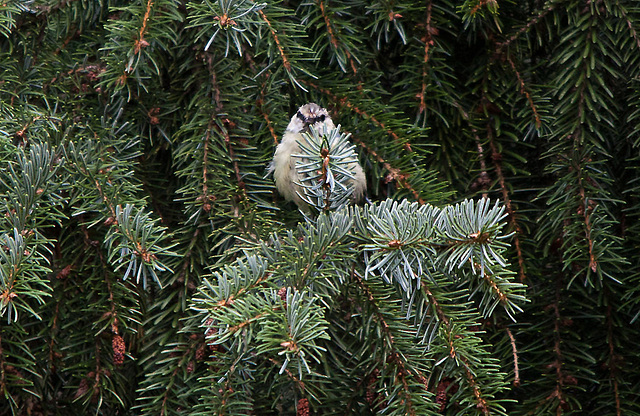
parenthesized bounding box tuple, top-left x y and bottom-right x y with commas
(271, 103, 366, 210)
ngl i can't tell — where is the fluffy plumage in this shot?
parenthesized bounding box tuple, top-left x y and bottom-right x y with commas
(271, 103, 366, 210)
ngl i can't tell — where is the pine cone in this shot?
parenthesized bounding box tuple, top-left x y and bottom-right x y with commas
(112, 335, 125, 365)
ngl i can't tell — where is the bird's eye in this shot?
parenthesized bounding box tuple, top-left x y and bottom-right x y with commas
(318, 114, 325, 122)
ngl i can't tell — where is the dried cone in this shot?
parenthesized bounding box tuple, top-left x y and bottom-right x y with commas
(296, 398, 309, 416)
(195, 343, 207, 361)
(435, 377, 458, 412)
(112, 334, 125, 365)
(74, 377, 90, 399)
(365, 369, 381, 411)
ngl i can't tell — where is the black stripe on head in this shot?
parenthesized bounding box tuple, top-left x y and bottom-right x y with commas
(306, 114, 326, 125)
(296, 111, 307, 123)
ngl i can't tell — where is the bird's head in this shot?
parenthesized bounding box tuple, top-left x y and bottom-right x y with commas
(286, 103, 334, 133)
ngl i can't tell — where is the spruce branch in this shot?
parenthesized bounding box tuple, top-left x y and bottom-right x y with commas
(614, 0, 640, 50)
(353, 270, 438, 416)
(419, 281, 506, 415)
(186, 0, 266, 56)
(0, 1, 29, 38)
(505, 56, 542, 129)
(192, 198, 522, 414)
(100, 0, 181, 94)
(292, 124, 362, 212)
(543, 276, 571, 413)
(105, 204, 175, 289)
(3, 1, 638, 414)
(496, 2, 555, 52)
(365, 0, 409, 47)
(0, 143, 59, 323)
(298, 0, 362, 74)
(255, 4, 316, 91)
(350, 134, 425, 204)
(318, 0, 358, 74)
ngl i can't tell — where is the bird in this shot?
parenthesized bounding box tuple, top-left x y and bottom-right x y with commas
(270, 103, 366, 210)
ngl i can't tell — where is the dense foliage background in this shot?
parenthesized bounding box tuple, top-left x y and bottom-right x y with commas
(1, 0, 640, 414)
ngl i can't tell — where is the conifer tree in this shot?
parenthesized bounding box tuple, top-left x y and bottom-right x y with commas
(1, 1, 639, 415)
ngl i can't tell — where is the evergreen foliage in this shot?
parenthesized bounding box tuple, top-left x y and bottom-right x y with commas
(0, 0, 639, 415)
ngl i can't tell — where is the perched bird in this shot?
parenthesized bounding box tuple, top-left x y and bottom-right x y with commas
(271, 103, 366, 210)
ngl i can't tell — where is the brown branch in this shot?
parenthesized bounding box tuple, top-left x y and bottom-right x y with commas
(116, 0, 154, 85)
(222, 123, 244, 194)
(45, 64, 104, 93)
(91, 339, 102, 400)
(49, 301, 61, 370)
(482, 272, 508, 303)
(465, 365, 489, 415)
(551, 277, 566, 410)
(134, 0, 154, 54)
(68, 144, 121, 222)
(496, 3, 554, 51)
(256, 88, 279, 144)
(476, 49, 528, 280)
(354, 270, 425, 415)
(92, 176, 117, 219)
(212, 272, 270, 310)
(160, 341, 198, 416)
(202, 125, 211, 198)
(474, 132, 490, 198)
(616, 1, 640, 50)
(176, 228, 200, 287)
(195, 56, 220, 212)
(420, 282, 449, 326)
(505, 327, 520, 387)
(81, 224, 120, 337)
(160, 368, 180, 416)
(421, 282, 488, 414)
(53, 28, 80, 55)
(228, 312, 268, 333)
(14, 116, 43, 144)
(249, 50, 279, 144)
(203, 54, 247, 211)
(469, 0, 494, 16)
(103, 254, 118, 336)
(319, 0, 357, 74)
(564, 20, 598, 272)
(417, 1, 435, 115)
(350, 135, 425, 204)
(577, 176, 597, 273)
(534, 275, 568, 412)
(507, 56, 541, 129)
(259, 10, 291, 71)
(487, 128, 527, 282)
(572, 54, 596, 273)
